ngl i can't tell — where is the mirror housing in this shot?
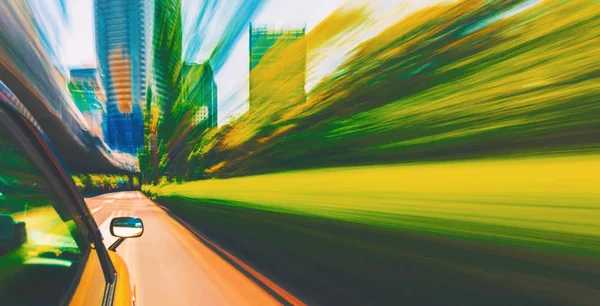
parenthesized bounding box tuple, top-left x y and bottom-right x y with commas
(110, 217, 143, 238)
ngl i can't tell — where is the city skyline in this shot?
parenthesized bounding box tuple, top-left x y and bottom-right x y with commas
(60, 0, 350, 126)
(55, 0, 436, 132)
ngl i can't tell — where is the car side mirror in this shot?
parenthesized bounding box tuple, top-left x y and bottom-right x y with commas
(110, 217, 143, 238)
(108, 217, 143, 251)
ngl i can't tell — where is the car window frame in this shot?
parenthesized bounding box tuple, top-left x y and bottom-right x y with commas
(0, 101, 117, 304)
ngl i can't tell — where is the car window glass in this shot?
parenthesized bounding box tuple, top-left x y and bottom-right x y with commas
(0, 131, 89, 305)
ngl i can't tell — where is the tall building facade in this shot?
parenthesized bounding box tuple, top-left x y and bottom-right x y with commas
(151, 0, 182, 113)
(182, 62, 218, 127)
(68, 68, 106, 139)
(94, 0, 151, 154)
(249, 24, 306, 109)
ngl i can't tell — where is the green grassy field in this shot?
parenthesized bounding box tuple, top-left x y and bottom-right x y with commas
(146, 151, 600, 305)
(148, 154, 600, 304)
(155, 196, 600, 305)
(148, 153, 600, 256)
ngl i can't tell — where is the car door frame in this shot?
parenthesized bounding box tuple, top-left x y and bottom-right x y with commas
(0, 86, 118, 305)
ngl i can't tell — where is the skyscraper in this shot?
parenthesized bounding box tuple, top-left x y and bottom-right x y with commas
(94, 0, 150, 154)
(249, 24, 306, 109)
(136, 0, 183, 183)
(68, 68, 106, 139)
(182, 62, 218, 128)
(151, 0, 182, 113)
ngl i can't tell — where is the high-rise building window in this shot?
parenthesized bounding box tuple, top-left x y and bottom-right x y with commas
(195, 106, 209, 125)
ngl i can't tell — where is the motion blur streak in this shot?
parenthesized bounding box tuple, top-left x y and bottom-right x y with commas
(0, 0, 138, 173)
(183, 0, 265, 67)
(143, 0, 599, 304)
(1, 0, 599, 305)
(154, 154, 600, 255)
(180, 0, 599, 178)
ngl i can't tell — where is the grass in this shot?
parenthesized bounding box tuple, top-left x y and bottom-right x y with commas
(153, 192, 600, 305)
(146, 153, 600, 304)
(151, 153, 600, 256)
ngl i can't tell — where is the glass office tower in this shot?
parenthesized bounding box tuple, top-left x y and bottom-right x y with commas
(94, 0, 151, 154)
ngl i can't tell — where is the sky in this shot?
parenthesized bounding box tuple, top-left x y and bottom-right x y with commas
(63, 0, 96, 67)
(46, 0, 448, 126)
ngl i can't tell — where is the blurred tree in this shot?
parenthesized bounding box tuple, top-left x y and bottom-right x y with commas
(185, 0, 599, 178)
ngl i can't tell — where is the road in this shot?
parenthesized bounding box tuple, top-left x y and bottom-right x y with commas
(85, 191, 282, 306)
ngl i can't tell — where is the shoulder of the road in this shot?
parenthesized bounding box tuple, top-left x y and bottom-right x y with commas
(150, 197, 307, 306)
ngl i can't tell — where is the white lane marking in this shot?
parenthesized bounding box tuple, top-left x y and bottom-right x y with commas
(91, 206, 103, 214)
(116, 193, 125, 199)
(102, 199, 115, 204)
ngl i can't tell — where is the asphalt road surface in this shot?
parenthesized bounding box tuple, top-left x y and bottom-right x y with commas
(85, 191, 282, 306)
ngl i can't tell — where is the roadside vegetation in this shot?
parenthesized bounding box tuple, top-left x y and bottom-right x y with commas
(180, 0, 599, 179)
(149, 154, 600, 256)
(71, 174, 137, 195)
(142, 0, 600, 303)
